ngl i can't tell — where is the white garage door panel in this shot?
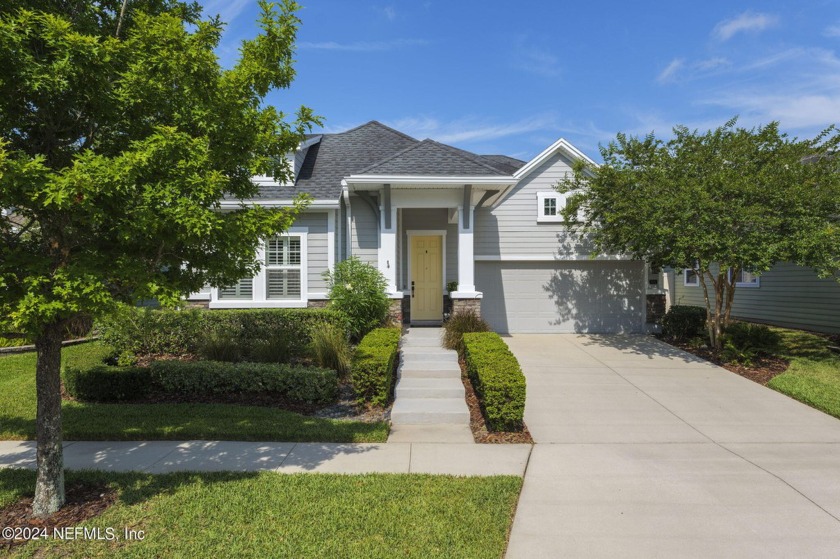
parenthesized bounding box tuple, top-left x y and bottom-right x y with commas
(476, 261, 645, 333)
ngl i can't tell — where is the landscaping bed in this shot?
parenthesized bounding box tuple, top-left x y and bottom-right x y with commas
(460, 360, 533, 444)
(0, 469, 522, 559)
(0, 343, 389, 443)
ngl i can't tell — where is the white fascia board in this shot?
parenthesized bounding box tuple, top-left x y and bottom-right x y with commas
(513, 138, 598, 180)
(217, 200, 340, 210)
(344, 175, 516, 186)
(299, 135, 322, 150)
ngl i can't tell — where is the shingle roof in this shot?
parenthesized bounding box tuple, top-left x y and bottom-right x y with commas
(357, 139, 511, 176)
(253, 121, 519, 200)
(480, 154, 527, 174)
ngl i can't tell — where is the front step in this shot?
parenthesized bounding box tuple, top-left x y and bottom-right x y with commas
(391, 398, 471, 425)
(396, 377, 465, 399)
(399, 367, 461, 379)
(388, 424, 474, 443)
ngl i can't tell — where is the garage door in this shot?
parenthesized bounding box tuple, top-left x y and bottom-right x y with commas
(476, 261, 645, 333)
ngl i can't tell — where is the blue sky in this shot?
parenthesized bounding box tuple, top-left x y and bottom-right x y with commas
(198, 0, 840, 161)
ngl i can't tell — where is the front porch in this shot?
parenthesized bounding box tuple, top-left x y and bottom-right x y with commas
(344, 178, 513, 325)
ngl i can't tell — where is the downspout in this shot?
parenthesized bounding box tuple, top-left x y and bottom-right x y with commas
(341, 181, 352, 259)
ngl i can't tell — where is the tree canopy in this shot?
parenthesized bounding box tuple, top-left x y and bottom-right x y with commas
(558, 118, 840, 346)
(0, 0, 319, 515)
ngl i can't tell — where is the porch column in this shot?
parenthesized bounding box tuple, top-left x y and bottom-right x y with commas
(456, 205, 477, 294)
(378, 205, 399, 295)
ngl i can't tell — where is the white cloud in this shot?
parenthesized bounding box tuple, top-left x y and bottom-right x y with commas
(825, 23, 840, 38)
(383, 6, 396, 21)
(712, 11, 778, 41)
(387, 114, 559, 144)
(694, 57, 730, 71)
(200, 0, 251, 24)
(298, 39, 429, 52)
(512, 38, 562, 78)
(657, 58, 684, 83)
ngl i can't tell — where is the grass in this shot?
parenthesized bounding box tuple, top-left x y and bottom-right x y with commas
(766, 327, 840, 419)
(1, 470, 523, 559)
(0, 343, 388, 443)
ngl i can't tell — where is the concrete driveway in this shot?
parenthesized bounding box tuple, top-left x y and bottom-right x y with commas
(505, 334, 840, 558)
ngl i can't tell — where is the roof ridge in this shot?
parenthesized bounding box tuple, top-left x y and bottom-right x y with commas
(354, 139, 430, 174)
(331, 120, 419, 143)
(424, 140, 508, 175)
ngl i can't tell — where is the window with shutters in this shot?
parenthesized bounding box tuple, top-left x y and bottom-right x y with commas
(219, 277, 253, 299)
(265, 235, 302, 299)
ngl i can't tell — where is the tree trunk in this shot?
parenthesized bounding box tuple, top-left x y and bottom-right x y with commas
(32, 321, 65, 517)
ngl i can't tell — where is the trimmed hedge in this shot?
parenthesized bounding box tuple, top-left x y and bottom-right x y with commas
(64, 365, 152, 402)
(463, 332, 526, 432)
(150, 360, 338, 405)
(98, 306, 349, 360)
(661, 305, 707, 342)
(351, 328, 401, 407)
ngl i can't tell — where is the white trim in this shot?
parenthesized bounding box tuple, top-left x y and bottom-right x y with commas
(217, 200, 340, 210)
(406, 230, 447, 296)
(514, 137, 598, 180)
(683, 268, 700, 287)
(327, 210, 336, 272)
(342, 185, 352, 259)
(474, 254, 634, 262)
(345, 175, 515, 186)
(536, 192, 564, 223)
(209, 300, 308, 309)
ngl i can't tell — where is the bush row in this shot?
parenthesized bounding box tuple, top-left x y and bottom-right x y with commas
(463, 332, 526, 432)
(98, 306, 349, 361)
(351, 328, 401, 407)
(64, 360, 338, 405)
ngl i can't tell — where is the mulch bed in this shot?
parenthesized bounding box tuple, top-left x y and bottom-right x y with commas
(458, 358, 533, 444)
(663, 339, 790, 385)
(0, 483, 117, 552)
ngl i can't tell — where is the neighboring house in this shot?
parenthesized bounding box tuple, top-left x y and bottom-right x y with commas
(672, 264, 840, 334)
(189, 121, 653, 333)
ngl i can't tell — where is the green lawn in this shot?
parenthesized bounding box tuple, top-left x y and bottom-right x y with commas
(1, 469, 522, 559)
(767, 328, 840, 418)
(0, 343, 388, 443)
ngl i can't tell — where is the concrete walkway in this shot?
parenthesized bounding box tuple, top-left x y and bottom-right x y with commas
(505, 334, 840, 558)
(0, 440, 531, 476)
(388, 327, 473, 443)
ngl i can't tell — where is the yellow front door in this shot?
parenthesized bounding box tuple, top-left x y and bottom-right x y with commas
(410, 235, 443, 321)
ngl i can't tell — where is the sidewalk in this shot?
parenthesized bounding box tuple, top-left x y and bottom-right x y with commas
(0, 440, 531, 477)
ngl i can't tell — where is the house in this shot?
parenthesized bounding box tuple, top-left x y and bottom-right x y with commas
(189, 121, 655, 333)
(671, 264, 840, 334)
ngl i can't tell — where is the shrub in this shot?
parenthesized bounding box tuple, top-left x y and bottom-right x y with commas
(149, 360, 338, 404)
(324, 257, 390, 341)
(310, 322, 353, 379)
(442, 309, 490, 354)
(662, 305, 707, 343)
(351, 328, 401, 407)
(63, 365, 152, 402)
(463, 332, 526, 432)
(721, 322, 782, 364)
(246, 338, 290, 364)
(198, 331, 244, 362)
(98, 306, 348, 361)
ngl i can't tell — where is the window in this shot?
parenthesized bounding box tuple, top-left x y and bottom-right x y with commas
(219, 277, 253, 299)
(684, 268, 699, 287)
(265, 235, 302, 299)
(536, 192, 564, 223)
(730, 268, 760, 288)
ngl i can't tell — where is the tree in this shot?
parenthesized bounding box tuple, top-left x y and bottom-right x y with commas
(0, 0, 320, 516)
(557, 118, 840, 349)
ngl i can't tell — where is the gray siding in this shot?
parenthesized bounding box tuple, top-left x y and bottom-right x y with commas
(475, 151, 595, 258)
(673, 262, 840, 333)
(291, 212, 329, 293)
(350, 196, 378, 265)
